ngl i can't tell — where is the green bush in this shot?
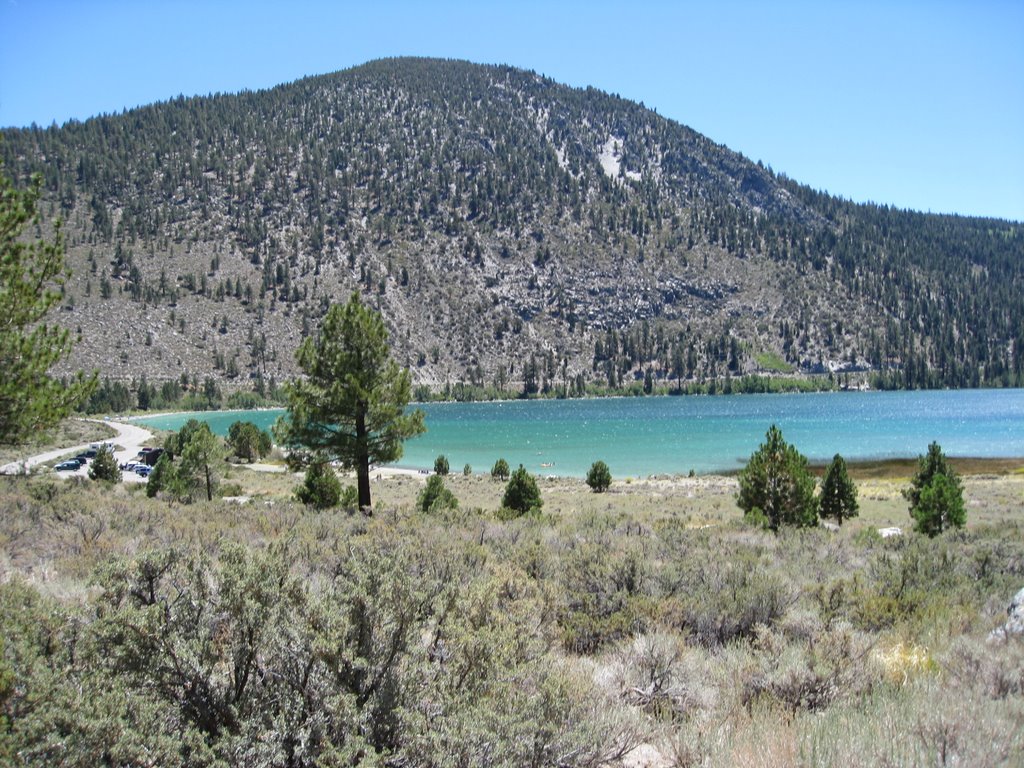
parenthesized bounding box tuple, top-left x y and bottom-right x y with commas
(491, 458, 510, 481)
(501, 465, 542, 517)
(418, 474, 459, 513)
(88, 445, 120, 483)
(296, 462, 341, 509)
(434, 454, 450, 476)
(226, 420, 272, 463)
(586, 460, 612, 493)
(145, 453, 173, 498)
(218, 482, 244, 498)
(339, 484, 358, 511)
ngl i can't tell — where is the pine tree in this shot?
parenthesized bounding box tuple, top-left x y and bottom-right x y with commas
(88, 445, 121, 483)
(275, 292, 424, 511)
(227, 420, 272, 463)
(904, 442, 965, 536)
(501, 465, 542, 516)
(818, 454, 858, 525)
(736, 425, 818, 530)
(146, 453, 173, 498)
(0, 163, 95, 445)
(418, 474, 458, 513)
(586, 460, 612, 493)
(491, 458, 510, 480)
(177, 423, 222, 502)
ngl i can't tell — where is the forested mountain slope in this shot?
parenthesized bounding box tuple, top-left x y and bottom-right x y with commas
(3, 57, 1021, 397)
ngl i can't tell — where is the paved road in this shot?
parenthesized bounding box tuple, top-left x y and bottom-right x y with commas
(0, 419, 157, 482)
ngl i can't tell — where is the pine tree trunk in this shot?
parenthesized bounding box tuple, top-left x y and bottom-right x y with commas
(356, 408, 371, 513)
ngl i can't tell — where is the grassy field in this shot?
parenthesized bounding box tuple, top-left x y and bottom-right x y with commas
(1, 440, 1022, 766)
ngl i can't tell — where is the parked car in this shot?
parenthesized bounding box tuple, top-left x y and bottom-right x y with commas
(139, 447, 164, 466)
(120, 460, 140, 471)
(135, 465, 153, 477)
(74, 454, 89, 465)
(55, 460, 80, 471)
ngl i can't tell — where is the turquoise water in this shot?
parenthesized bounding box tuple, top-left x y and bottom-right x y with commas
(134, 389, 1024, 477)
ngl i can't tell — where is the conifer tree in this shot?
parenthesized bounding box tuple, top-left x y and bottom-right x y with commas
(177, 423, 222, 502)
(904, 442, 965, 535)
(88, 445, 121, 483)
(586, 460, 612, 493)
(818, 454, 858, 525)
(418, 474, 458, 513)
(736, 425, 817, 530)
(296, 462, 342, 510)
(275, 292, 424, 512)
(501, 465, 543, 516)
(0, 163, 95, 445)
(491, 458, 510, 481)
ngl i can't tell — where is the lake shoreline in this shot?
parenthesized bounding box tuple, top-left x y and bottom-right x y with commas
(132, 390, 1024, 478)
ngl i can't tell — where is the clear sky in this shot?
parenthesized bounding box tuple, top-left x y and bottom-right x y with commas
(2, 0, 1022, 221)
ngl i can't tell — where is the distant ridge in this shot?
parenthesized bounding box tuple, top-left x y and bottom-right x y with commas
(2, 57, 1021, 394)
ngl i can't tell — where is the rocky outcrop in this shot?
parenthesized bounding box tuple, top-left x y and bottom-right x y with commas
(989, 587, 1024, 641)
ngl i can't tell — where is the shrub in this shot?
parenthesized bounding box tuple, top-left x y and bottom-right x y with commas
(418, 474, 458, 513)
(558, 541, 654, 653)
(491, 457, 510, 480)
(433, 454, 450, 476)
(219, 482, 244, 498)
(673, 565, 793, 647)
(501, 465, 542, 517)
(296, 462, 341, 510)
(586, 460, 612, 493)
(88, 445, 120, 483)
(339, 484, 358, 511)
(871, 641, 937, 686)
(463, 463, 472, 477)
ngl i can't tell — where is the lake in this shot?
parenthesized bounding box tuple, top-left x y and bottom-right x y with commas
(133, 389, 1024, 477)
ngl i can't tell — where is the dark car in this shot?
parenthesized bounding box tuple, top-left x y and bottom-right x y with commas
(74, 454, 89, 465)
(55, 460, 81, 471)
(139, 447, 164, 466)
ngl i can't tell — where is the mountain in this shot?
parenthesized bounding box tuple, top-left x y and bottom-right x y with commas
(2, 57, 1022, 400)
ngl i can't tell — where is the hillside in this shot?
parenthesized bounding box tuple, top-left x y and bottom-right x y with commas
(2, 57, 1022, 399)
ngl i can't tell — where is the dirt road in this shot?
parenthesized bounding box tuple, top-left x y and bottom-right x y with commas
(0, 419, 157, 482)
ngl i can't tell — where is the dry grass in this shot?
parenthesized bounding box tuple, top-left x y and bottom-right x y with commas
(0, 418, 117, 466)
(1, 452, 1022, 767)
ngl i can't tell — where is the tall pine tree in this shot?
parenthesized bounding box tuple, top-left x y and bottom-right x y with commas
(0, 162, 95, 444)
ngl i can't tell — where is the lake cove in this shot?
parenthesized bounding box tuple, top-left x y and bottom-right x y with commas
(133, 389, 1024, 478)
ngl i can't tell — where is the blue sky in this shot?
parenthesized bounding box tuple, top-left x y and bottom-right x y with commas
(2, 0, 1022, 221)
